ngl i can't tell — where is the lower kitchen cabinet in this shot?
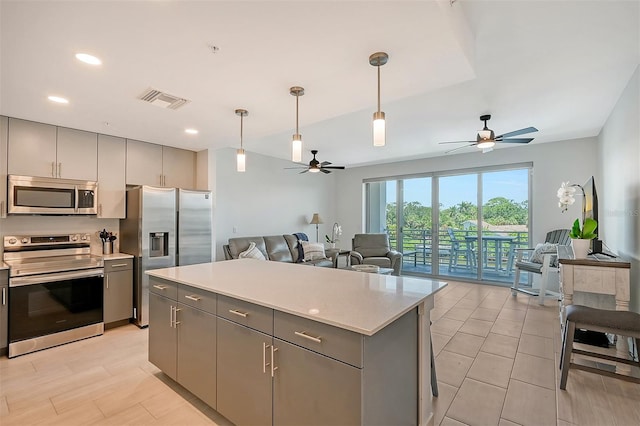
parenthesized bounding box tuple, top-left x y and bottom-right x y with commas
(273, 338, 361, 425)
(217, 317, 272, 426)
(149, 288, 217, 408)
(0, 269, 8, 354)
(103, 259, 133, 324)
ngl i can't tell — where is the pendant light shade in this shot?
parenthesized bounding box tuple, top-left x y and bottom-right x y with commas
(369, 52, 388, 147)
(235, 108, 248, 172)
(290, 86, 304, 162)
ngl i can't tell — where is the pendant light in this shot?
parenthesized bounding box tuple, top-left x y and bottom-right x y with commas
(235, 108, 248, 172)
(290, 86, 304, 162)
(369, 52, 389, 147)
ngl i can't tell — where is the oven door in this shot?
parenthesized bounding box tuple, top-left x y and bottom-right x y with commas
(9, 269, 104, 344)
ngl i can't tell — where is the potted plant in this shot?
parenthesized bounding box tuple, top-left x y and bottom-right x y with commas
(569, 217, 597, 258)
(325, 223, 342, 249)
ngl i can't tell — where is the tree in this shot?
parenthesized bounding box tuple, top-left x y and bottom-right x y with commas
(483, 197, 528, 225)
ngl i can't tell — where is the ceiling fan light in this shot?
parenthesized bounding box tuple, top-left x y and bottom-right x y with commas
(292, 134, 302, 163)
(373, 111, 386, 147)
(477, 140, 495, 149)
(309, 166, 320, 173)
(478, 129, 494, 141)
(236, 148, 246, 172)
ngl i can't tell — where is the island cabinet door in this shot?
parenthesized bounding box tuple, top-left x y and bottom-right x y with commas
(176, 303, 216, 409)
(148, 292, 177, 380)
(273, 338, 362, 425)
(217, 317, 273, 426)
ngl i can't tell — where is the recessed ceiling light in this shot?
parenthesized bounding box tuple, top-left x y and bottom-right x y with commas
(75, 53, 102, 65)
(185, 128, 198, 135)
(48, 96, 69, 104)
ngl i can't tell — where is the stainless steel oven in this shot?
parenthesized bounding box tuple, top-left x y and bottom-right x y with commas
(8, 175, 98, 215)
(3, 234, 104, 358)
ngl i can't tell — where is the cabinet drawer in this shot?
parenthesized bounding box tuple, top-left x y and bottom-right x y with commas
(274, 310, 363, 368)
(217, 295, 273, 335)
(178, 285, 216, 314)
(104, 259, 133, 273)
(149, 277, 178, 300)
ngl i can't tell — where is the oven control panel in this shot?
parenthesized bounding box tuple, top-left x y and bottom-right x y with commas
(4, 233, 92, 249)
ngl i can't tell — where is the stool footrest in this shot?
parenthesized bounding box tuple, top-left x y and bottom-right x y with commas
(570, 363, 640, 384)
(572, 348, 640, 367)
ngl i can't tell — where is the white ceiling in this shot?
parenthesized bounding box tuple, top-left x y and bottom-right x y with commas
(1, 1, 638, 168)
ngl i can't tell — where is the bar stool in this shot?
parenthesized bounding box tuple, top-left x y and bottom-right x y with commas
(559, 305, 640, 389)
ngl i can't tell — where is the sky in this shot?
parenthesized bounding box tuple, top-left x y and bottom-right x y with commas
(386, 168, 528, 208)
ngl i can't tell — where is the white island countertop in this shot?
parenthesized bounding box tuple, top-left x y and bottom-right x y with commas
(147, 259, 447, 336)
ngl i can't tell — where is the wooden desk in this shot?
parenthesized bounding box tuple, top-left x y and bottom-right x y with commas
(558, 246, 632, 373)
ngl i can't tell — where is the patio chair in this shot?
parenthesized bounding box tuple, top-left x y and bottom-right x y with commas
(447, 228, 476, 272)
(511, 229, 570, 305)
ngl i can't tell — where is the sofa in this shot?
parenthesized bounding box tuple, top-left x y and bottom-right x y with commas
(350, 233, 403, 276)
(223, 235, 335, 267)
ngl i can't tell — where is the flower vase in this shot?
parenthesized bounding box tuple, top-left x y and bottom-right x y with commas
(571, 238, 590, 259)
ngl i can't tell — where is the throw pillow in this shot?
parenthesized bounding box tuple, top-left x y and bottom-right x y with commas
(530, 242, 558, 266)
(238, 241, 266, 260)
(301, 241, 326, 261)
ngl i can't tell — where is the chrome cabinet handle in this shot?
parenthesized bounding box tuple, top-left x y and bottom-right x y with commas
(170, 305, 174, 327)
(174, 308, 181, 326)
(106, 275, 109, 289)
(58, 162, 62, 178)
(153, 284, 168, 290)
(228, 309, 248, 318)
(185, 295, 201, 302)
(270, 345, 278, 377)
(51, 162, 55, 177)
(262, 342, 271, 374)
(295, 331, 322, 343)
(111, 263, 128, 268)
(2, 288, 5, 306)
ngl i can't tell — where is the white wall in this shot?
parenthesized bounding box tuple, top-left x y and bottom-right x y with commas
(214, 148, 338, 260)
(334, 138, 599, 251)
(598, 66, 639, 313)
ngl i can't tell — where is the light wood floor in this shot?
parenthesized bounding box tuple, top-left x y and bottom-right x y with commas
(1, 280, 638, 425)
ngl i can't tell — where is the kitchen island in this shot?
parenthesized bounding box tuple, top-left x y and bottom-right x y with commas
(147, 259, 447, 426)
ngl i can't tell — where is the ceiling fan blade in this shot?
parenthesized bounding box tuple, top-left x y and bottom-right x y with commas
(497, 138, 534, 144)
(320, 161, 331, 166)
(495, 127, 538, 139)
(444, 143, 476, 154)
(320, 169, 331, 174)
(284, 166, 307, 169)
(322, 166, 345, 170)
(439, 140, 476, 145)
(299, 169, 309, 174)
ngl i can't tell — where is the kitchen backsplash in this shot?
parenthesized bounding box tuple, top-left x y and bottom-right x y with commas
(0, 216, 121, 256)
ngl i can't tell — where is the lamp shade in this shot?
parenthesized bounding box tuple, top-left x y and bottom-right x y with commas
(310, 213, 323, 225)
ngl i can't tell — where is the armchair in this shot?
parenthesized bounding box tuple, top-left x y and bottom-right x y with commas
(511, 229, 571, 305)
(350, 234, 403, 276)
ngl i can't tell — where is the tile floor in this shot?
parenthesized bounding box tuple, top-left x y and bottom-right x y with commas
(1, 280, 638, 425)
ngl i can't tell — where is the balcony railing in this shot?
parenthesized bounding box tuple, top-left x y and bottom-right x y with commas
(389, 227, 529, 279)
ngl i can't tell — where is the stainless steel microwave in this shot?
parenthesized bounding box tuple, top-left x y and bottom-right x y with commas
(8, 175, 98, 215)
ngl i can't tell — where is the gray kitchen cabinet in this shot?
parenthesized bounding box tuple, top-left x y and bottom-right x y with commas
(7, 118, 97, 180)
(273, 338, 361, 425)
(56, 127, 98, 180)
(148, 278, 217, 408)
(149, 291, 177, 379)
(103, 259, 133, 324)
(0, 269, 8, 355)
(126, 139, 195, 188)
(217, 317, 272, 426)
(0, 116, 7, 218)
(97, 135, 126, 218)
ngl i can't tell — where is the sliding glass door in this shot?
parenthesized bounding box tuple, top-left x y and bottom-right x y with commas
(365, 165, 530, 285)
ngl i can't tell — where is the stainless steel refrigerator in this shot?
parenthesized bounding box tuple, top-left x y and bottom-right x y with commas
(120, 186, 212, 327)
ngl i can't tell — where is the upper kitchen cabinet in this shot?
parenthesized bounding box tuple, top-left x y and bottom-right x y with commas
(98, 135, 126, 218)
(126, 139, 195, 189)
(7, 118, 97, 181)
(0, 116, 8, 218)
(162, 146, 196, 189)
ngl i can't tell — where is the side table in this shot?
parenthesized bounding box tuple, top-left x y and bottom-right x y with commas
(326, 248, 351, 268)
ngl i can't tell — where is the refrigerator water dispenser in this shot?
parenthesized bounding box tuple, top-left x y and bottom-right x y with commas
(149, 232, 169, 257)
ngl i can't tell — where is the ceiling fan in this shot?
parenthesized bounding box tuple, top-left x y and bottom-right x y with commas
(285, 150, 345, 174)
(439, 115, 538, 154)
